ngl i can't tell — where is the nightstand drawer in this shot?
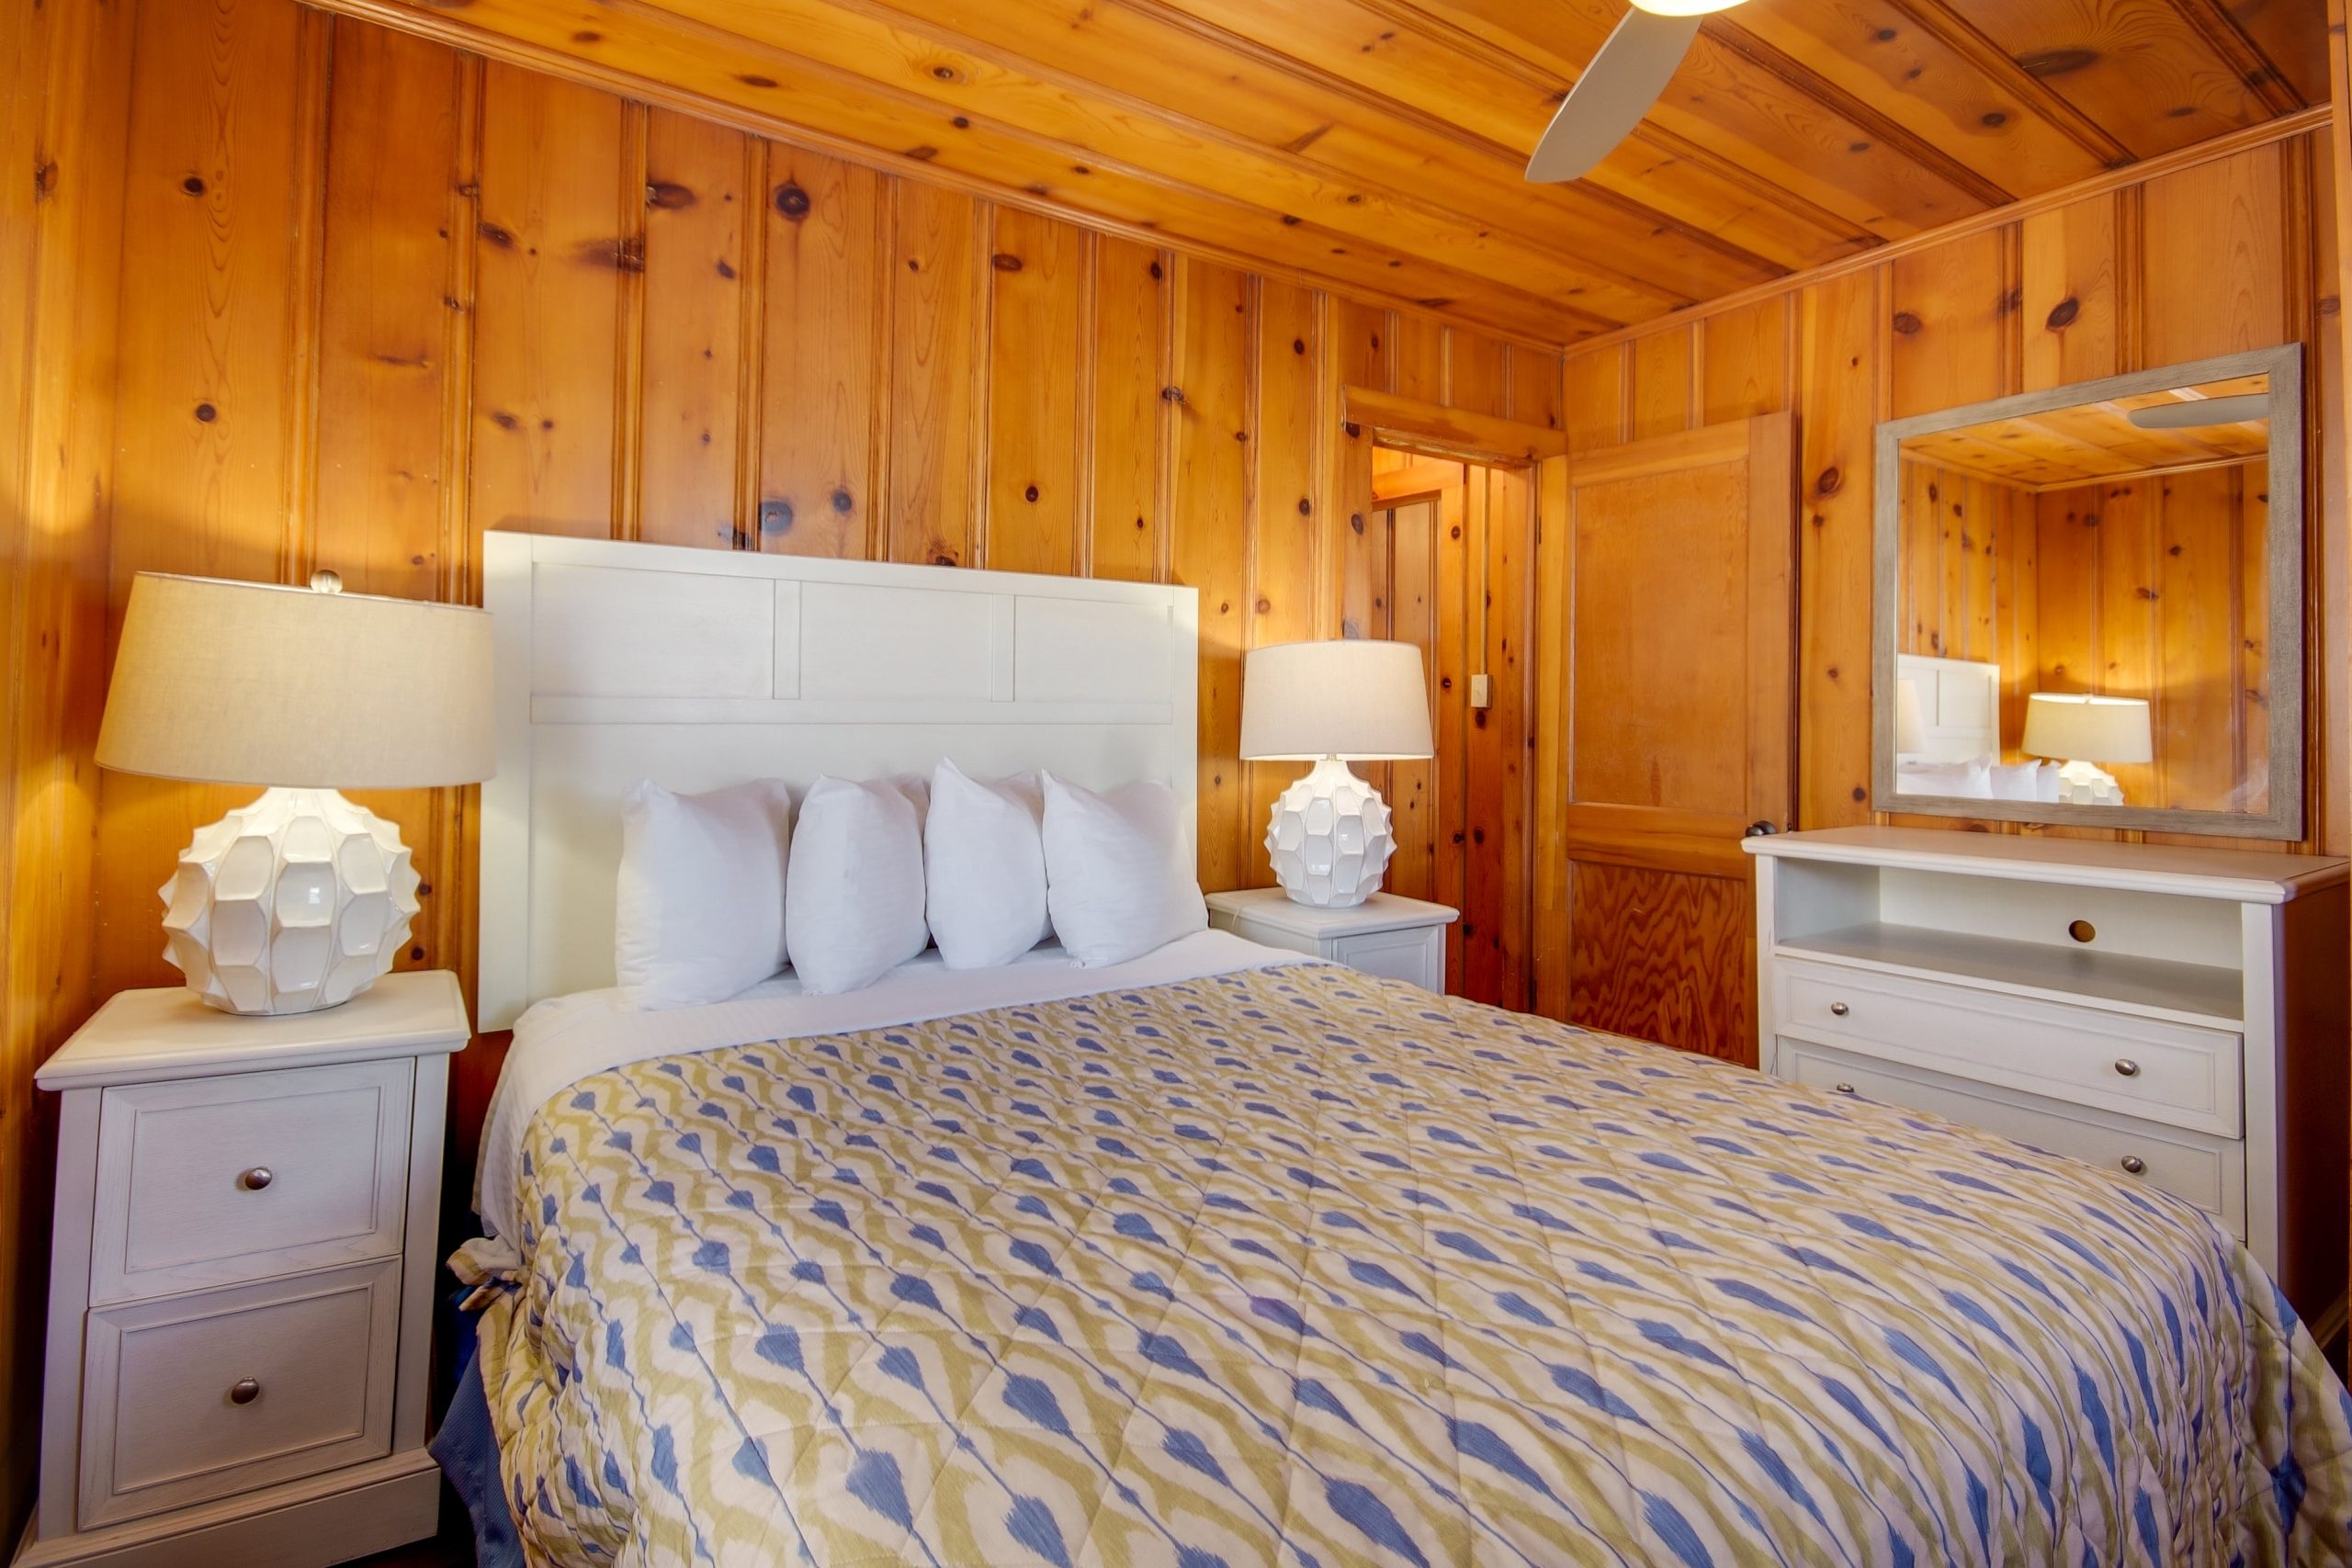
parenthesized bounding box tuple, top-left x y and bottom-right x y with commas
(89, 1059, 413, 1304)
(1775, 959, 2243, 1137)
(1781, 1039, 2245, 1235)
(1329, 926, 1444, 990)
(77, 1259, 400, 1529)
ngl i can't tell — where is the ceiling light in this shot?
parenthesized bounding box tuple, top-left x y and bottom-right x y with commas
(1629, 0, 1747, 15)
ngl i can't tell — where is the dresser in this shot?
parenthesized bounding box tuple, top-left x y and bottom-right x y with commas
(19, 972, 468, 1568)
(1206, 888, 1457, 992)
(1745, 828, 2347, 1332)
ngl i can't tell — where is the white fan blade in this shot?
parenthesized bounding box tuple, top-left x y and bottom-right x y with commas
(2126, 393, 2269, 430)
(1525, 8, 1702, 184)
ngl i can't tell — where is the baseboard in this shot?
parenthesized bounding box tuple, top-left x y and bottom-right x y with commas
(13, 1450, 438, 1568)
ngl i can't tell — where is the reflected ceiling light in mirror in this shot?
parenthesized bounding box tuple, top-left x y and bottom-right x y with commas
(2128, 393, 2269, 430)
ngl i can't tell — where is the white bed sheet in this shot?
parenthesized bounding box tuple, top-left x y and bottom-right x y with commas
(477, 929, 1306, 1239)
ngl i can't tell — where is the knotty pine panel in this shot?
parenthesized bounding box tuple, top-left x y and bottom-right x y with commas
(1085, 237, 1168, 584)
(757, 144, 881, 559)
(1, 0, 134, 1530)
(469, 62, 625, 539)
(638, 108, 752, 550)
(885, 182, 984, 569)
(984, 208, 1085, 578)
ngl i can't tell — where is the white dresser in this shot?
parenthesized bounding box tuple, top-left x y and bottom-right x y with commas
(20, 972, 468, 1568)
(1745, 828, 2347, 1332)
(1206, 888, 1457, 992)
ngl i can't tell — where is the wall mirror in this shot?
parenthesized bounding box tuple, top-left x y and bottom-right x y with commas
(1872, 344, 2303, 838)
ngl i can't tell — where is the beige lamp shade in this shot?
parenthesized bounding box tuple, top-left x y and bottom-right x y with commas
(1893, 678, 1927, 754)
(2019, 693, 2153, 764)
(1239, 639, 1434, 761)
(96, 571, 496, 788)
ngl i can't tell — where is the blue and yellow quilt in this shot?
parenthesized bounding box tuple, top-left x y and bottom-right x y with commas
(476, 962, 2352, 1565)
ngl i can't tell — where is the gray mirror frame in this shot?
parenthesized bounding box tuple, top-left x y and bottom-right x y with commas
(1871, 343, 2304, 840)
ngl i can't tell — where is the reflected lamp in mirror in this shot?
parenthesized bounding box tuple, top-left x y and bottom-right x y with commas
(2020, 694, 2153, 807)
(1239, 640, 1434, 908)
(1893, 679, 1926, 756)
(96, 570, 495, 1015)
(1872, 343, 2302, 837)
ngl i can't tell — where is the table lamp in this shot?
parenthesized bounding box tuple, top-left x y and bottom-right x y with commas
(1239, 639, 1434, 908)
(2020, 692, 2152, 806)
(95, 570, 495, 1015)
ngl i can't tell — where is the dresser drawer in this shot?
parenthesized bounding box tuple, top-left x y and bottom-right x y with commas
(1775, 959, 2243, 1137)
(77, 1258, 399, 1529)
(89, 1059, 413, 1304)
(1781, 1038, 2246, 1235)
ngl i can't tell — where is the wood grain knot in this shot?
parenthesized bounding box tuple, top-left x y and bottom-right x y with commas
(991, 253, 1024, 272)
(571, 30, 601, 44)
(194, 402, 217, 423)
(931, 62, 962, 82)
(646, 180, 695, 210)
(1292, 337, 1306, 355)
(738, 73, 777, 89)
(1296, 498, 1312, 516)
(774, 182, 810, 220)
(1160, 386, 1184, 402)
(953, 117, 971, 130)
(1980, 111, 2007, 127)
(831, 489, 854, 513)
(762, 500, 794, 535)
(1148, 260, 1164, 280)
(1350, 513, 1365, 535)
(1023, 484, 1040, 502)
(1815, 467, 1841, 496)
(180, 175, 206, 196)
(477, 220, 515, 249)
(2045, 296, 2080, 330)
(1891, 310, 1923, 335)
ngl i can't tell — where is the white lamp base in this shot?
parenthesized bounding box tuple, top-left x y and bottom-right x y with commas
(159, 786, 421, 1015)
(1264, 754, 1396, 908)
(2053, 759, 2126, 806)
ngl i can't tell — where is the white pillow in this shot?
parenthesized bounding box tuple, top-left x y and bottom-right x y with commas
(615, 779, 792, 1010)
(925, 761, 1053, 969)
(1987, 760, 2047, 803)
(1895, 758, 1991, 798)
(1039, 773, 1207, 966)
(785, 775, 929, 994)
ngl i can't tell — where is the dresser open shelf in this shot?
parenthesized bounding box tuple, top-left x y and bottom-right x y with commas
(1746, 827, 2347, 1334)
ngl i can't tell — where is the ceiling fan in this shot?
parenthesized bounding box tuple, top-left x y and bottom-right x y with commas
(1525, 0, 1747, 184)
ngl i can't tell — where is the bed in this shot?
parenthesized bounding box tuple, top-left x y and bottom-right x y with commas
(451, 535, 2352, 1566)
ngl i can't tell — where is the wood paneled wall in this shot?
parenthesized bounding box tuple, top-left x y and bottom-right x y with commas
(1546, 126, 2345, 1053)
(1566, 130, 2344, 851)
(78, 1, 1563, 1016)
(0, 0, 130, 1534)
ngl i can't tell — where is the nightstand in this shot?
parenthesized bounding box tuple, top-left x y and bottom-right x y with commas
(19, 971, 469, 1568)
(1206, 888, 1458, 992)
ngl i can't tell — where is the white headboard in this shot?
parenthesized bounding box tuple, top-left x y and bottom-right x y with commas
(1896, 652, 2002, 762)
(477, 532, 1200, 1029)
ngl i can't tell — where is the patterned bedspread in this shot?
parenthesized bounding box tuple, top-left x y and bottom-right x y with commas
(476, 962, 2352, 1566)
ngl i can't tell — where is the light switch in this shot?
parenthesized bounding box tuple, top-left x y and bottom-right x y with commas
(1469, 673, 1492, 709)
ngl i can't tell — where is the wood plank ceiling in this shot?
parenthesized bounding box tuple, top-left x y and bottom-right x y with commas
(319, 0, 2328, 346)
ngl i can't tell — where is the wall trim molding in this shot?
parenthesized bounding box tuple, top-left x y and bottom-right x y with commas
(1560, 105, 2334, 359)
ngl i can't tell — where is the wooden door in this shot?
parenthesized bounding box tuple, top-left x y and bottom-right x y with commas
(1532, 414, 1796, 1065)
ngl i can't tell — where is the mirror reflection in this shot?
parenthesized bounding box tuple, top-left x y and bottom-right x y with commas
(1892, 372, 2271, 814)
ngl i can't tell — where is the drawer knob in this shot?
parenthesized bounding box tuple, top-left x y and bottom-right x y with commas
(237, 1167, 273, 1192)
(2113, 1059, 2141, 1079)
(1832, 1082, 1857, 1096)
(2120, 1156, 2147, 1176)
(1828, 1001, 1850, 1018)
(229, 1378, 261, 1405)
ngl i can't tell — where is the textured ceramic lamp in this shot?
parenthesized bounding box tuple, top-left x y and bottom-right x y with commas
(1239, 640, 1434, 908)
(2021, 692, 2153, 806)
(96, 571, 494, 1015)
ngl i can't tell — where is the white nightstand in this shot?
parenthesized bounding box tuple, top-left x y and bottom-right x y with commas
(19, 971, 469, 1568)
(1206, 888, 1458, 992)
